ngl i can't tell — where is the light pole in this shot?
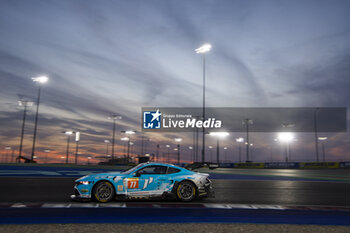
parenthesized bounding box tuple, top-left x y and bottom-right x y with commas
(156, 144, 160, 162)
(173, 148, 178, 164)
(243, 119, 253, 162)
(314, 108, 320, 162)
(175, 138, 182, 164)
(318, 137, 328, 162)
(121, 137, 130, 162)
(166, 145, 170, 163)
(236, 137, 244, 163)
(87, 156, 91, 165)
(74, 132, 80, 165)
(277, 132, 294, 162)
(63, 131, 73, 164)
(223, 147, 228, 162)
(195, 43, 211, 163)
(139, 136, 150, 157)
(44, 149, 50, 163)
(209, 132, 229, 163)
(104, 140, 110, 156)
(17, 100, 33, 162)
(208, 146, 213, 162)
(249, 143, 254, 161)
(108, 115, 122, 160)
(189, 146, 193, 162)
(130, 142, 134, 157)
(121, 130, 135, 162)
(5, 147, 11, 163)
(31, 76, 48, 161)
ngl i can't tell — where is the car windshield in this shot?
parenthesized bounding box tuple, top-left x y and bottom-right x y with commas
(121, 164, 144, 174)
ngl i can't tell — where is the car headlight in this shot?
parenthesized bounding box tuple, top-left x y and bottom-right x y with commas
(77, 181, 91, 185)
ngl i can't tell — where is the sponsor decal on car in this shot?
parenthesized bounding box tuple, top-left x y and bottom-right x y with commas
(127, 178, 139, 189)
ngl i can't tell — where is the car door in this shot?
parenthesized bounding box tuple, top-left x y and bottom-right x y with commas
(128, 165, 168, 195)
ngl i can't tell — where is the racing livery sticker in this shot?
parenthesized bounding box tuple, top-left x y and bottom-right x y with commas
(127, 178, 139, 189)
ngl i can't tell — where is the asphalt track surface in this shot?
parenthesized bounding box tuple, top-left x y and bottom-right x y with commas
(0, 170, 350, 206)
(1, 168, 350, 226)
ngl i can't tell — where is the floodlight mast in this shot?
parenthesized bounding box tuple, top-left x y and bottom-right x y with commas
(63, 131, 73, 164)
(31, 75, 48, 161)
(209, 132, 229, 163)
(243, 119, 253, 162)
(17, 100, 33, 162)
(195, 43, 211, 163)
(108, 115, 122, 160)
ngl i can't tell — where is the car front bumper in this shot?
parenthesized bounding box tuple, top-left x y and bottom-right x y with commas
(71, 186, 91, 202)
(198, 179, 215, 198)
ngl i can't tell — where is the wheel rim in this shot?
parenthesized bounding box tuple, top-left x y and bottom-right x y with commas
(95, 182, 113, 201)
(178, 183, 194, 200)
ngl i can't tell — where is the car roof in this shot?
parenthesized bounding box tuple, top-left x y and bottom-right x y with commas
(140, 162, 182, 169)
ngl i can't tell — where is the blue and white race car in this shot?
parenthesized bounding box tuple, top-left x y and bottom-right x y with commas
(71, 162, 214, 202)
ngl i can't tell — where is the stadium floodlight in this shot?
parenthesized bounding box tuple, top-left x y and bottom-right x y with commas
(65, 131, 73, 135)
(318, 137, 328, 141)
(32, 75, 48, 83)
(75, 132, 80, 142)
(174, 138, 182, 142)
(277, 132, 294, 142)
(195, 44, 212, 54)
(121, 137, 129, 141)
(224, 147, 228, 150)
(209, 132, 229, 137)
(124, 130, 135, 134)
(165, 145, 170, 148)
(236, 137, 244, 143)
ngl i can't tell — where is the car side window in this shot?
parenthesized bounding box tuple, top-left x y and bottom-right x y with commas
(137, 165, 167, 175)
(167, 167, 180, 174)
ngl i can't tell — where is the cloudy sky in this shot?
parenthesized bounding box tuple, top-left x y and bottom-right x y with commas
(0, 0, 349, 164)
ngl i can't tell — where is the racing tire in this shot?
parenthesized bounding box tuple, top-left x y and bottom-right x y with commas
(176, 181, 196, 202)
(92, 181, 115, 203)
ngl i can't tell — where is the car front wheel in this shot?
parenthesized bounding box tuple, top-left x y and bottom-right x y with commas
(92, 181, 115, 203)
(176, 181, 196, 201)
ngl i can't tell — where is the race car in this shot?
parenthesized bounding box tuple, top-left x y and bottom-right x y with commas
(71, 162, 214, 202)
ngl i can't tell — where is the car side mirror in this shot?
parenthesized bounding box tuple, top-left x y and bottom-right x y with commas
(134, 172, 141, 177)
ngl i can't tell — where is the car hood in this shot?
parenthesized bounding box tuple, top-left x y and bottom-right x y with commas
(76, 171, 124, 182)
(196, 172, 210, 177)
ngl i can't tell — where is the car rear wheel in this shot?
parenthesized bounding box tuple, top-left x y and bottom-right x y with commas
(93, 181, 115, 203)
(176, 181, 196, 202)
